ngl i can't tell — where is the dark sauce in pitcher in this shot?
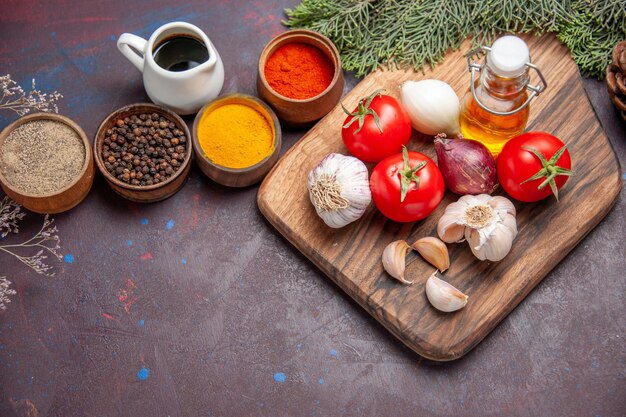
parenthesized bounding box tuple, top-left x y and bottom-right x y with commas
(153, 35, 209, 72)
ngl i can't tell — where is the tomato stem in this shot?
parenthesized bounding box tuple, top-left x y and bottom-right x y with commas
(520, 145, 573, 201)
(399, 146, 427, 203)
(341, 89, 385, 134)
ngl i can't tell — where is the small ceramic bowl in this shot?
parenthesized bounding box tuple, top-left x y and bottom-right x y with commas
(257, 29, 344, 126)
(192, 94, 281, 187)
(0, 113, 95, 214)
(93, 103, 192, 203)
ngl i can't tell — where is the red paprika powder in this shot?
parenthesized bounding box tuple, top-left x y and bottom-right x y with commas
(264, 42, 334, 100)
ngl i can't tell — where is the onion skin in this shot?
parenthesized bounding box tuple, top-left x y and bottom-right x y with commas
(434, 136, 498, 195)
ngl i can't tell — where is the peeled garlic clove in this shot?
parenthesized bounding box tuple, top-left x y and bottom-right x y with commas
(411, 237, 450, 272)
(425, 272, 468, 312)
(382, 240, 413, 285)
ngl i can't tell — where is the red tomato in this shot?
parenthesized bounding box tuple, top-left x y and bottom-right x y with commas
(370, 147, 444, 222)
(497, 132, 573, 202)
(342, 89, 412, 163)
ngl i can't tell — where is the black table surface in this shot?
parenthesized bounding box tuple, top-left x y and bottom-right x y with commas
(1, 1, 624, 416)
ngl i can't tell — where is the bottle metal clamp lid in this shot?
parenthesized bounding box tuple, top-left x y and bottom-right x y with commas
(467, 35, 548, 116)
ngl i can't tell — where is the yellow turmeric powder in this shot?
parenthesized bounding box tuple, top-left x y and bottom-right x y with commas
(198, 103, 274, 169)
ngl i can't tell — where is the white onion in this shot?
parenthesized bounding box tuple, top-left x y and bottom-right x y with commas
(400, 79, 460, 136)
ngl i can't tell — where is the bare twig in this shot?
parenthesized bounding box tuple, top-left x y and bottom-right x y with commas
(0, 75, 62, 116)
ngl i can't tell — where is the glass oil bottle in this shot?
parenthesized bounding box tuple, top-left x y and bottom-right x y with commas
(460, 36, 547, 157)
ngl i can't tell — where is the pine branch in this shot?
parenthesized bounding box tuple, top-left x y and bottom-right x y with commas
(558, 2, 626, 78)
(284, 0, 626, 78)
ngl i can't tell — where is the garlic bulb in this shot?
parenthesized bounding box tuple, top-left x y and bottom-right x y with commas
(401, 79, 460, 136)
(437, 194, 517, 262)
(307, 153, 371, 228)
(425, 271, 468, 312)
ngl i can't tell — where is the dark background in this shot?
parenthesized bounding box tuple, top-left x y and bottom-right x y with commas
(1, 1, 624, 416)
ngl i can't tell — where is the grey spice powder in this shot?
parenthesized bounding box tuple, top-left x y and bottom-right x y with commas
(0, 120, 85, 195)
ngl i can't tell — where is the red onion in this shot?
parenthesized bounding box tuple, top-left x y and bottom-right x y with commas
(434, 135, 497, 195)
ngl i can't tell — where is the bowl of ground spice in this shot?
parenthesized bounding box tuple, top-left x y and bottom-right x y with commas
(93, 103, 192, 203)
(192, 94, 281, 187)
(0, 113, 95, 213)
(257, 29, 344, 126)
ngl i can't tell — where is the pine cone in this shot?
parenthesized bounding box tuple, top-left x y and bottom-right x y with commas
(606, 41, 626, 121)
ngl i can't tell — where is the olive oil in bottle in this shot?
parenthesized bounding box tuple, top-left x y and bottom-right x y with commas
(460, 36, 546, 157)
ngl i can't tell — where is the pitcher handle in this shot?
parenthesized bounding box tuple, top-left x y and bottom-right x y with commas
(117, 33, 148, 72)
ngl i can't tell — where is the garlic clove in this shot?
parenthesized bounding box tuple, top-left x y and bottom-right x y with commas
(411, 237, 450, 272)
(465, 228, 487, 261)
(465, 222, 513, 262)
(489, 195, 517, 217)
(425, 272, 468, 312)
(382, 240, 414, 284)
(437, 212, 465, 243)
(481, 221, 516, 261)
(499, 212, 518, 240)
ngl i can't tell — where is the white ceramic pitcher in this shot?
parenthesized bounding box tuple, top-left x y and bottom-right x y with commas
(117, 22, 224, 115)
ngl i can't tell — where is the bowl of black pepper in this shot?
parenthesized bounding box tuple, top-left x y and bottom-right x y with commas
(93, 103, 192, 203)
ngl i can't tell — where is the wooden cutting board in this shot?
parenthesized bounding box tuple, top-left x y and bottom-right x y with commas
(257, 34, 622, 361)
